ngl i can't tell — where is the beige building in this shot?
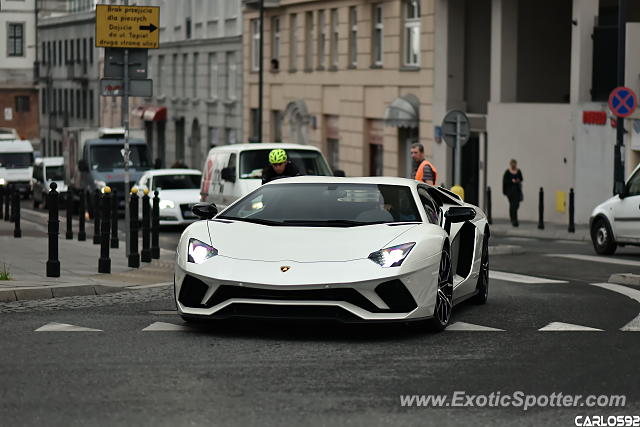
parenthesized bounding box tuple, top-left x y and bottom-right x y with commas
(243, 0, 435, 178)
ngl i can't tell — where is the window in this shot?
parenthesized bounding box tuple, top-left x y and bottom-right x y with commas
(317, 10, 326, 69)
(42, 41, 46, 64)
(70, 39, 74, 63)
(76, 39, 80, 63)
(64, 40, 68, 63)
(626, 168, 640, 197)
(186, 17, 192, 39)
(418, 190, 439, 224)
(304, 11, 314, 70)
(271, 16, 280, 70)
(251, 19, 260, 72)
(172, 54, 178, 97)
(82, 38, 86, 64)
(192, 52, 198, 97)
(15, 96, 30, 112)
(76, 90, 81, 118)
(89, 90, 94, 121)
(330, 9, 339, 69)
(41, 89, 47, 115)
(58, 41, 62, 66)
(250, 108, 260, 142)
(289, 14, 297, 71)
(8, 23, 24, 57)
(403, 0, 420, 66)
(57, 89, 62, 114)
(82, 89, 87, 119)
(208, 52, 218, 99)
(227, 52, 237, 100)
(157, 55, 164, 96)
(372, 4, 383, 66)
(63, 90, 68, 115)
(348, 7, 357, 67)
(48, 42, 52, 66)
(70, 88, 74, 117)
(182, 53, 188, 96)
(89, 38, 93, 63)
(272, 110, 282, 142)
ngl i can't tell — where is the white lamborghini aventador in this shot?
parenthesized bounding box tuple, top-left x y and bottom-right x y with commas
(174, 176, 490, 331)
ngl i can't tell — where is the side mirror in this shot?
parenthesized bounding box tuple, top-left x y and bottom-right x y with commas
(444, 206, 476, 223)
(78, 159, 89, 172)
(615, 181, 627, 198)
(333, 169, 346, 177)
(192, 203, 218, 220)
(221, 167, 236, 183)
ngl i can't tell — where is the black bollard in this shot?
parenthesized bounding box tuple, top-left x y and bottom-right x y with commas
(568, 188, 575, 233)
(151, 190, 160, 259)
(486, 186, 492, 225)
(12, 190, 21, 238)
(65, 189, 73, 239)
(46, 182, 60, 277)
(110, 189, 119, 248)
(98, 188, 112, 274)
(93, 189, 101, 244)
(141, 189, 152, 262)
(0, 185, 4, 220)
(128, 188, 140, 268)
(537, 187, 544, 230)
(78, 190, 86, 241)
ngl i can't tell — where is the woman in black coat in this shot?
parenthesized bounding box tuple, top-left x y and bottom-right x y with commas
(502, 159, 523, 227)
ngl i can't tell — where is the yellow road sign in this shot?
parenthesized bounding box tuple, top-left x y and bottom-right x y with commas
(95, 4, 160, 49)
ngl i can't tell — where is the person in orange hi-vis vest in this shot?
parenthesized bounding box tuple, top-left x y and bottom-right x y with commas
(410, 143, 438, 185)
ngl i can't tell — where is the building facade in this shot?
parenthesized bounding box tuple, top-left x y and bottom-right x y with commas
(0, 0, 39, 143)
(242, 0, 435, 178)
(136, 0, 244, 170)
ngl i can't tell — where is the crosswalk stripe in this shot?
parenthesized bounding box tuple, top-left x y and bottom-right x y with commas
(590, 283, 640, 331)
(546, 254, 640, 268)
(142, 322, 192, 331)
(538, 322, 603, 331)
(490, 271, 568, 284)
(35, 322, 102, 332)
(447, 322, 504, 331)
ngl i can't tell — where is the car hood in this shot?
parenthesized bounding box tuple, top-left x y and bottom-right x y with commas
(157, 189, 200, 204)
(205, 220, 418, 262)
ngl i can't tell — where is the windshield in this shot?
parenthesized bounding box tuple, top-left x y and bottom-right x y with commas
(153, 173, 201, 190)
(239, 149, 332, 179)
(0, 152, 34, 169)
(89, 144, 150, 171)
(219, 183, 421, 226)
(45, 165, 65, 181)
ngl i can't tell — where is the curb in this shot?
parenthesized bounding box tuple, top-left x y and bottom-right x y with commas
(490, 227, 590, 242)
(489, 245, 525, 255)
(608, 273, 640, 288)
(0, 282, 172, 303)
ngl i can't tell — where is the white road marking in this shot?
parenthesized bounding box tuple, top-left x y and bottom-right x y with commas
(489, 271, 568, 284)
(148, 310, 178, 315)
(447, 322, 504, 331)
(590, 282, 640, 331)
(35, 322, 102, 332)
(546, 254, 640, 268)
(142, 322, 192, 331)
(538, 322, 603, 331)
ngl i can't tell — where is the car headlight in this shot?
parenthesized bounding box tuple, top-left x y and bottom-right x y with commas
(0, 178, 6, 186)
(160, 200, 175, 209)
(368, 242, 416, 268)
(94, 180, 107, 191)
(187, 238, 218, 264)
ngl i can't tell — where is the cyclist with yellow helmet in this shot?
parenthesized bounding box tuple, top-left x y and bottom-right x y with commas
(261, 148, 302, 185)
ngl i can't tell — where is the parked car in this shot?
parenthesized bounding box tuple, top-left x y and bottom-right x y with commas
(136, 168, 202, 226)
(590, 163, 640, 254)
(175, 176, 490, 330)
(31, 157, 68, 208)
(199, 143, 342, 210)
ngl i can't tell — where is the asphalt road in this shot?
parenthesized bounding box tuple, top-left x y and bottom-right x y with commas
(1, 234, 640, 426)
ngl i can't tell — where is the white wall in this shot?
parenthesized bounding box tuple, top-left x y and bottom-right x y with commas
(487, 102, 574, 223)
(0, 0, 37, 73)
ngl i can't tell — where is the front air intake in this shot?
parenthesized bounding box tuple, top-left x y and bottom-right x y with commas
(374, 280, 417, 312)
(178, 275, 210, 308)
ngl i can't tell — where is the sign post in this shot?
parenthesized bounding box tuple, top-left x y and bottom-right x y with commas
(96, 2, 159, 257)
(609, 86, 638, 194)
(441, 110, 470, 186)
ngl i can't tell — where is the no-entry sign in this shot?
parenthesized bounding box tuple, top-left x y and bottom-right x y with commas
(608, 87, 637, 118)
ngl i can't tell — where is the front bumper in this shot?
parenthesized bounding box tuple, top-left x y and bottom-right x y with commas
(174, 256, 439, 322)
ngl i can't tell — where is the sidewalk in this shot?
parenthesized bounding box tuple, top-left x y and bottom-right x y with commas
(0, 211, 175, 303)
(489, 218, 590, 242)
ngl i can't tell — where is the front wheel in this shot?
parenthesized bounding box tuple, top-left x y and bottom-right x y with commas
(426, 244, 454, 332)
(591, 218, 617, 255)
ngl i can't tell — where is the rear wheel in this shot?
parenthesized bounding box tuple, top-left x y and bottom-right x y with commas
(473, 234, 489, 305)
(591, 218, 617, 255)
(427, 244, 453, 332)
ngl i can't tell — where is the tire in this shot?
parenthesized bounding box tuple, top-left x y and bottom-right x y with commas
(473, 234, 489, 305)
(591, 217, 617, 255)
(427, 243, 454, 332)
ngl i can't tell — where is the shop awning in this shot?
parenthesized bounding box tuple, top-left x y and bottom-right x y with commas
(384, 94, 419, 128)
(131, 105, 167, 122)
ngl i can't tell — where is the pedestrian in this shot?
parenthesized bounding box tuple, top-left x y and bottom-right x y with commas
(502, 159, 523, 227)
(410, 143, 438, 185)
(261, 149, 301, 185)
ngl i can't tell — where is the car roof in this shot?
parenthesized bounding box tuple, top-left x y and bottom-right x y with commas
(266, 176, 419, 187)
(208, 143, 322, 153)
(35, 156, 64, 166)
(0, 139, 34, 152)
(144, 168, 201, 176)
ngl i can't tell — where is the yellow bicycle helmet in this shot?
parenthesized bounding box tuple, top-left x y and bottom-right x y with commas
(269, 149, 287, 164)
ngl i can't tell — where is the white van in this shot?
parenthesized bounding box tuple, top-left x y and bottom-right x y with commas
(31, 157, 68, 208)
(0, 138, 35, 198)
(200, 143, 338, 209)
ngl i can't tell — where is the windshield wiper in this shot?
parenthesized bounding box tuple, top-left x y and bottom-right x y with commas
(281, 219, 376, 227)
(216, 216, 283, 226)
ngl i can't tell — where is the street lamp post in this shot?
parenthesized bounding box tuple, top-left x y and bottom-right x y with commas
(614, 0, 627, 194)
(258, 0, 265, 143)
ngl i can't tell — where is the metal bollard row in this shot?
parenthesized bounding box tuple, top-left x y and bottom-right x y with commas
(110, 189, 119, 249)
(0, 185, 4, 220)
(98, 188, 112, 274)
(568, 188, 575, 233)
(46, 182, 60, 277)
(5, 185, 12, 222)
(128, 188, 140, 268)
(538, 187, 544, 230)
(141, 189, 152, 263)
(78, 191, 87, 241)
(93, 189, 101, 244)
(151, 190, 160, 259)
(12, 189, 21, 238)
(66, 189, 74, 240)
